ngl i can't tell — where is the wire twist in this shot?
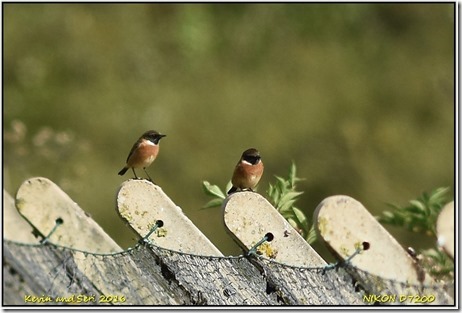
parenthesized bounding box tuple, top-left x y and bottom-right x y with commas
(40, 218, 64, 244)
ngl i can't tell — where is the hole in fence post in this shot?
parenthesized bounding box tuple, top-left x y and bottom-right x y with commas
(362, 241, 370, 251)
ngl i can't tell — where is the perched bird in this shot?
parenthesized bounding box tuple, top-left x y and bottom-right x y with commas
(228, 148, 264, 195)
(118, 130, 166, 181)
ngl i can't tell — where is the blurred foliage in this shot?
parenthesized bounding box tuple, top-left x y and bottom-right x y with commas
(378, 187, 451, 236)
(420, 248, 454, 283)
(4, 4, 454, 254)
(377, 188, 454, 283)
(202, 163, 317, 244)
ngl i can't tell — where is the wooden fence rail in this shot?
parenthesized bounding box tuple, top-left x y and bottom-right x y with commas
(3, 177, 455, 306)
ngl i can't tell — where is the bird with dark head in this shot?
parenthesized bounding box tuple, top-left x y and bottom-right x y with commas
(118, 130, 166, 181)
(228, 148, 264, 195)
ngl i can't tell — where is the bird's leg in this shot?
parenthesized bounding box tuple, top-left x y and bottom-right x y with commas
(132, 168, 139, 180)
(143, 168, 155, 183)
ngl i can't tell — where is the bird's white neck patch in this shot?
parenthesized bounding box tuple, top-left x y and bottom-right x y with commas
(143, 139, 157, 146)
(242, 160, 253, 165)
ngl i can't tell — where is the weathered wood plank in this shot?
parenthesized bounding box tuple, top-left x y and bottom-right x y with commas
(222, 192, 364, 305)
(3, 241, 185, 305)
(223, 191, 325, 267)
(68, 246, 187, 305)
(15, 177, 121, 253)
(253, 257, 364, 305)
(141, 245, 279, 305)
(6, 177, 453, 306)
(116, 179, 222, 256)
(314, 195, 454, 305)
(10, 178, 183, 305)
(314, 196, 424, 283)
(116, 180, 279, 305)
(437, 201, 454, 259)
(4, 189, 37, 243)
(3, 241, 103, 305)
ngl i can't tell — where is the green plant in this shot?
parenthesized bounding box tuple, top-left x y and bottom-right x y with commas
(420, 248, 454, 282)
(201, 162, 316, 244)
(201, 180, 231, 209)
(377, 187, 450, 237)
(377, 187, 454, 282)
(267, 163, 316, 244)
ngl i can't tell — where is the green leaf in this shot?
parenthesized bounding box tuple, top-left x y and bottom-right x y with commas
(281, 210, 296, 220)
(378, 210, 402, 224)
(428, 187, 449, 203)
(287, 218, 299, 229)
(267, 183, 279, 201)
(274, 176, 288, 189)
(202, 181, 226, 199)
(225, 181, 233, 194)
(289, 162, 297, 186)
(292, 207, 309, 230)
(278, 191, 304, 206)
(409, 200, 426, 213)
(306, 224, 317, 244)
(405, 204, 428, 214)
(201, 198, 224, 209)
(277, 199, 298, 214)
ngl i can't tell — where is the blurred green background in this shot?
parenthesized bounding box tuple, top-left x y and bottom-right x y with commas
(4, 3, 454, 257)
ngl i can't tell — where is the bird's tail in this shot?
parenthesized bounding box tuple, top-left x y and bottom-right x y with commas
(227, 186, 238, 195)
(118, 167, 128, 176)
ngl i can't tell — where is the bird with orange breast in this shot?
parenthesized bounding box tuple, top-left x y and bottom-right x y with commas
(118, 130, 166, 181)
(228, 148, 264, 195)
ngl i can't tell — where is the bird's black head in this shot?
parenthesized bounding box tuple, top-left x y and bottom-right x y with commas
(241, 148, 261, 165)
(142, 130, 166, 144)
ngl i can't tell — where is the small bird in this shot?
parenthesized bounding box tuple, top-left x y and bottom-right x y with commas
(228, 148, 264, 195)
(118, 130, 166, 181)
